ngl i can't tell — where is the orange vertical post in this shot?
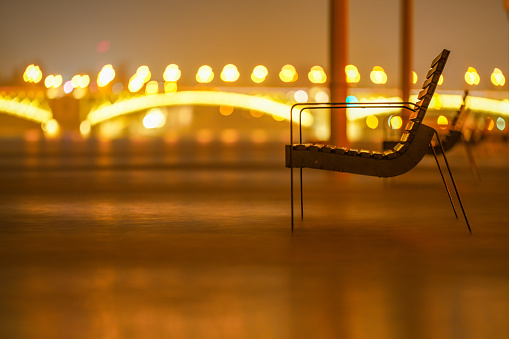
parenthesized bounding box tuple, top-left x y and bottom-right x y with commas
(329, 0, 349, 147)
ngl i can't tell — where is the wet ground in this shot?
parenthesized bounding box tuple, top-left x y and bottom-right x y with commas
(0, 139, 508, 339)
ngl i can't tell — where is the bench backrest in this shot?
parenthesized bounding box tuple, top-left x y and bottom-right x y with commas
(387, 49, 450, 157)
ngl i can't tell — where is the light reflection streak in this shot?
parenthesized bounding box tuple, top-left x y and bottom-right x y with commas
(86, 91, 315, 127)
(0, 95, 53, 125)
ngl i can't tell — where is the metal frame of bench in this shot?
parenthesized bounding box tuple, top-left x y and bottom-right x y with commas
(285, 49, 472, 234)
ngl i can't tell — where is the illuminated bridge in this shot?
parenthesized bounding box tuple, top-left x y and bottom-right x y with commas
(0, 63, 507, 144)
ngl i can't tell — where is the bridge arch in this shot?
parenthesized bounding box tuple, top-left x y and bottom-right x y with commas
(0, 95, 53, 126)
(84, 91, 314, 129)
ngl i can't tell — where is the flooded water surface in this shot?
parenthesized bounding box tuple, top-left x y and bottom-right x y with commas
(1, 139, 508, 338)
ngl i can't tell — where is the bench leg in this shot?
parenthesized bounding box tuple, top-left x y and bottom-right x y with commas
(290, 166, 304, 232)
(434, 131, 472, 234)
(300, 167, 304, 220)
(431, 142, 459, 219)
(291, 167, 294, 232)
(461, 134, 481, 183)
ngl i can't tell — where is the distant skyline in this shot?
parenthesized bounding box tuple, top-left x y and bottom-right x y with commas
(1, 0, 508, 90)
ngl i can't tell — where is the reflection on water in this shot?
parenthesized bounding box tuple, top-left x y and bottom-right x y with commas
(1, 139, 509, 338)
(4, 265, 509, 339)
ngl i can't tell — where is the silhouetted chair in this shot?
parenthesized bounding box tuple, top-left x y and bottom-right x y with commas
(285, 49, 471, 233)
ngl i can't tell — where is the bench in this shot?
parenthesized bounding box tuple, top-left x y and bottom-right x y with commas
(383, 90, 479, 181)
(285, 49, 472, 233)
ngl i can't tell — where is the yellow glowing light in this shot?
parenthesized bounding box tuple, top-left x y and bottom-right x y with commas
(0, 95, 53, 125)
(79, 75, 90, 88)
(294, 90, 308, 103)
(73, 88, 87, 99)
(145, 80, 159, 95)
(24, 65, 34, 82)
(465, 67, 480, 85)
(308, 66, 327, 84)
(251, 65, 268, 83)
(219, 105, 234, 116)
(390, 115, 403, 129)
(53, 75, 63, 88)
(370, 66, 387, 84)
(136, 66, 151, 83)
(438, 74, 444, 85)
(220, 64, 240, 82)
(345, 65, 360, 83)
(163, 64, 181, 82)
(164, 82, 178, 94)
(80, 120, 91, 137)
(432, 94, 443, 110)
(97, 65, 115, 87)
(45, 75, 55, 88)
(24, 64, 43, 83)
(128, 75, 144, 93)
(42, 118, 60, 137)
(314, 90, 329, 102)
(366, 115, 378, 129)
(437, 115, 448, 126)
(491, 68, 506, 86)
(85, 91, 314, 127)
(412, 71, 418, 84)
(143, 108, 166, 129)
(196, 65, 214, 83)
(252, 65, 268, 78)
(71, 75, 81, 88)
(34, 72, 42, 83)
(279, 64, 297, 82)
(250, 110, 264, 118)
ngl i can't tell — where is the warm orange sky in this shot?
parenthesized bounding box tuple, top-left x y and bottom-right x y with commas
(0, 0, 507, 90)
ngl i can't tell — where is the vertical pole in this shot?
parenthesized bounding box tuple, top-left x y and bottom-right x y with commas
(330, 0, 349, 147)
(401, 0, 413, 123)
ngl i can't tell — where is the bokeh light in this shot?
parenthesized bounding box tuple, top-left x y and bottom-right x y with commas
(346, 65, 360, 83)
(366, 115, 378, 129)
(308, 66, 327, 84)
(23, 65, 43, 83)
(465, 67, 480, 85)
(390, 115, 402, 129)
(294, 90, 308, 103)
(136, 66, 151, 83)
(143, 108, 166, 129)
(251, 65, 268, 83)
(63, 80, 73, 94)
(163, 64, 181, 82)
(437, 115, 448, 127)
(219, 105, 234, 116)
(496, 117, 506, 131)
(97, 65, 115, 87)
(80, 120, 91, 137)
(44, 75, 63, 89)
(196, 65, 214, 83)
(370, 66, 387, 84)
(145, 81, 159, 95)
(491, 68, 506, 86)
(164, 82, 178, 94)
(279, 64, 298, 83)
(42, 118, 60, 137)
(220, 64, 240, 82)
